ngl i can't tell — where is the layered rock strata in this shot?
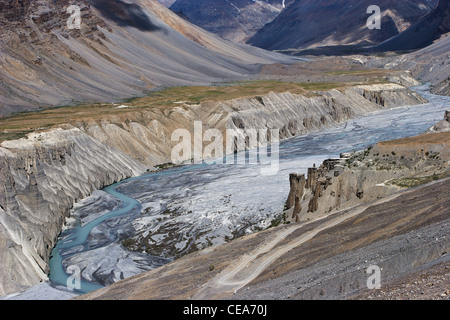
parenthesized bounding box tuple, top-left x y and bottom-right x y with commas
(429, 110, 450, 133)
(0, 83, 428, 295)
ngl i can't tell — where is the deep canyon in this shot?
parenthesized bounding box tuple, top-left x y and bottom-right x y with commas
(1, 83, 448, 298)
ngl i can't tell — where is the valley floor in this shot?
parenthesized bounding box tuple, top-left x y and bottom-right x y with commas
(78, 175, 449, 300)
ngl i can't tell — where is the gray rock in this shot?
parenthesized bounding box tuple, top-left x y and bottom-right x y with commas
(0, 128, 145, 296)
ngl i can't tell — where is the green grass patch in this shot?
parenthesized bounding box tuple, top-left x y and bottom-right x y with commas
(0, 80, 374, 143)
(387, 171, 450, 188)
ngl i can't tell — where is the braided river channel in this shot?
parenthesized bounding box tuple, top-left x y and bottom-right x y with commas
(48, 85, 449, 295)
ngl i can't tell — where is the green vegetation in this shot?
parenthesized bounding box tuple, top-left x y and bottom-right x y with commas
(268, 218, 282, 229)
(127, 80, 312, 108)
(297, 82, 345, 91)
(387, 171, 450, 188)
(0, 102, 116, 143)
(155, 162, 176, 170)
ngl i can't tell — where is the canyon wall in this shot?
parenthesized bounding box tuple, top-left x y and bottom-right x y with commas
(429, 110, 450, 133)
(0, 128, 146, 295)
(74, 83, 427, 166)
(285, 121, 450, 223)
(0, 83, 428, 296)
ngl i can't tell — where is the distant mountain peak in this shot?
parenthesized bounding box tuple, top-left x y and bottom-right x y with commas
(169, 0, 295, 43)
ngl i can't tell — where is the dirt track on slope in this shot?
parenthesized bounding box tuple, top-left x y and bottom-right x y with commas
(78, 178, 449, 300)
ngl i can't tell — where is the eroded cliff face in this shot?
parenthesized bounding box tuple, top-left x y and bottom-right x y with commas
(369, 34, 450, 90)
(429, 110, 450, 132)
(0, 128, 146, 295)
(285, 128, 450, 223)
(72, 83, 427, 166)
(169, 0, 295, 43)
(0, 83, 428, 296)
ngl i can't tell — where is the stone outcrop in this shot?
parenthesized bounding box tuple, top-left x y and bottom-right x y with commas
(285, 130, 450, 223)
(353, 84, 428, 108)
(170, 0, 295, 43)
(285, 157, 346, 222)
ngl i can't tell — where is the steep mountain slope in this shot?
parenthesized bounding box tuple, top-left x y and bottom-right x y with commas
(248, 0, 437, 50)
(432, 78, 450, 96)
(0, 0, 292, 116)
(374, 0, 450, 51)
(403, 33, 450, 85)
(170, 0, 294, 42)
(77, 127, 450, 300)
(78, 176, 450, 300)
(157, 0, 175, 7)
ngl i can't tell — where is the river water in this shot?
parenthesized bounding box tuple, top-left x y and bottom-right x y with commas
(48, 85, 449, 295)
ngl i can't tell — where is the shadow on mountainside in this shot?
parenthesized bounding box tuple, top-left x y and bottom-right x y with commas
(89, 0, 161, 32)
